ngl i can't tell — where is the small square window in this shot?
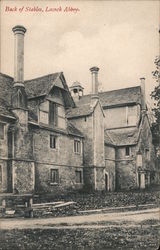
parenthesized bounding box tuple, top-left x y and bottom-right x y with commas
(74, 140, 81, 153)
(0, 123, 4, 140)
(125, 146, 130, 156)
(50, 169, 59, 183)
(50, 135, 56, 149)
(75, 170, 82, 183)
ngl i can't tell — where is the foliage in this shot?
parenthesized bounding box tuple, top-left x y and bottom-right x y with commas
(151, 56, 160, 154)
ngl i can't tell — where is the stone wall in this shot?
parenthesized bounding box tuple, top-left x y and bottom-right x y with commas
(105, 145, 116, 191)
(69, 101, 105, 191)
(116, 146, 137, 190)
(33, 128, 83, 167)
(115, 115, 157, 191)
(0, 121, 11, 192)
(95, 167, 105, 191)
(0, 160, 8, 192)
(35, 163, 83, 194)
(83, 167, 95, 191)
(104, 104, 140, 129)
(68, 115, 94, 166)
(137, 115, 157, 186)
(14, 125, 33, 160)
(93, 102, 105, 167)
(32, 127, 83, 193)
(0, 122, 9, 158)
(12, 160, 35, 193)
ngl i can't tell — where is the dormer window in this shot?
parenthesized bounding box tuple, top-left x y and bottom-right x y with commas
(39, 100, 58, 126)
(39, 101, 49, 124)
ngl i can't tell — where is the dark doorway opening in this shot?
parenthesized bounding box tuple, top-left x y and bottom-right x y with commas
(105, 173, 108, 191)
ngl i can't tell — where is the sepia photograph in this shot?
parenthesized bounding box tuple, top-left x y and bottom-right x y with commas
(0, 0, 159, 249)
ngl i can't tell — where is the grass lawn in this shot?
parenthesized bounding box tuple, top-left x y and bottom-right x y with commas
(0, 220, 159, 250)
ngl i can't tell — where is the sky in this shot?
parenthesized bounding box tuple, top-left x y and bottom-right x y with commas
(0, 0, 159, 102)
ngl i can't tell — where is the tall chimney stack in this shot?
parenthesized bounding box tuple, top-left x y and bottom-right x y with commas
(11, 25, 27, 111)
(140, 77, 146, 111)
(90, 66, 99, 95)
(12, 25, 26, 85)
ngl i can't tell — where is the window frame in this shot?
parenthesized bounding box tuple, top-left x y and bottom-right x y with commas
(57, 105, 66, 129)
(0, 122, 5, 140)
(74, 139, 81, 154)
(75, 170, 82, 184)
(50, 134, 57, 149)
(125, 146, 130, 157)
(50, 169, 59, 184)
(39, 100, 49, 125)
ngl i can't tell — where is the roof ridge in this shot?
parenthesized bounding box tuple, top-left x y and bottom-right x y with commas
(99, 85, 140, 95)
(25, 72, 62, 83)
(82, 85, 141, 98)
(0, 72, 13, 80)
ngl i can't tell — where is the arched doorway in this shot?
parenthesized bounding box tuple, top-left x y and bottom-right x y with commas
(105, 173, 109, 191)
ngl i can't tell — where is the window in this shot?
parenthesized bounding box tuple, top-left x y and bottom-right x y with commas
(0, 165, 2, 183)
(125, 146, 130, 156)
(74, 140, 81, 154)
(39, 101, 49, 124)
(57, 106, 66, 129)
(50, 135, 56, 149)
(0, 123, 4, 140)
(75, 170, 82, 183)
(145, 149, 150, 160)
(50, 169, 59, 184)
(49, 102, 57, 127)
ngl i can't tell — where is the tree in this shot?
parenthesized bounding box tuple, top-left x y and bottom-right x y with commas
(151, 56, 160, 155)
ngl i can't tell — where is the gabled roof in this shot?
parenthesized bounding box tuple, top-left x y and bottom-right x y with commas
(77, 86, 141, 108)
(0, 73, 14, 105)
(66, 98, 101, 119)
(66, 104, 94, 118)
(67, 122, 84, 138)
(105, 127, 139, 146)
(25, 72, 62, 98)
(67, 86, 142, 119)
(99, 86, 141, 107)
(70, 81, 84, 90)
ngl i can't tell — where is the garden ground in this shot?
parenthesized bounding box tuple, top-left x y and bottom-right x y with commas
(0, 208, 159, 249)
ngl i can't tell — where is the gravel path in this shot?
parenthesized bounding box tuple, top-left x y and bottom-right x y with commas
(0, 208, 159, 230)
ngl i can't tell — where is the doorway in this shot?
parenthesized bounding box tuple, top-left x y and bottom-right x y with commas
(105, 173, 109, 191)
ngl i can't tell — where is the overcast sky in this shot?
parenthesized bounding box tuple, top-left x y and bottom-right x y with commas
(0, 0, 159, 101)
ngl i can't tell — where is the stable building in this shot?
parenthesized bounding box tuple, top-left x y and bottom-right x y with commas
(0, 25, 159, 195)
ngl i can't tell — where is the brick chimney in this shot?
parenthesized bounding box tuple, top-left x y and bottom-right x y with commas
(90, 66, 99, 95)
(140, 77, 146, 111)
(12, 25, 27, 110)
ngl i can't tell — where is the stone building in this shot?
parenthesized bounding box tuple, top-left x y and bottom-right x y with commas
(0, 25, 159, 194)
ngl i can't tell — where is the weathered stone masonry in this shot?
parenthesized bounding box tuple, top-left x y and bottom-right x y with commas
(0, 25, 159, 195)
